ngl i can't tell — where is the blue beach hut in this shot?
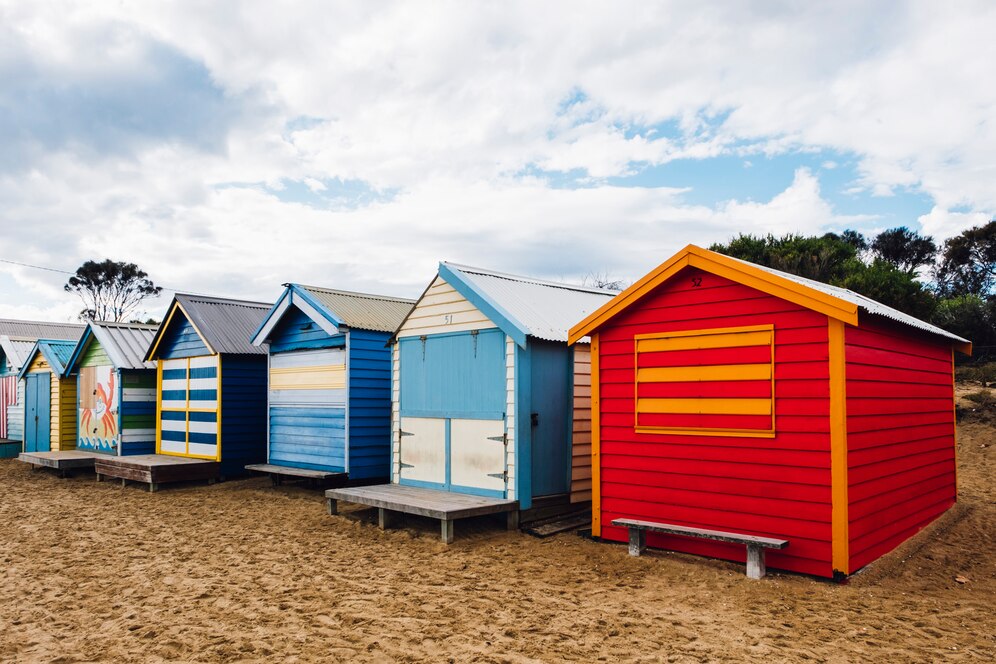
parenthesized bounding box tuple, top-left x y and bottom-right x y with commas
(249, 284, 415, 485)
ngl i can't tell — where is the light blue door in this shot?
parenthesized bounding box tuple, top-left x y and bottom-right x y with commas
(24, 373, 50, 453)
(398, 329, 508, 497)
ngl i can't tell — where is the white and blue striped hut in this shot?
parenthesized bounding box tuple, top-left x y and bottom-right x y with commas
(142, 294, 272, 478)
(249, 284, 415, 485)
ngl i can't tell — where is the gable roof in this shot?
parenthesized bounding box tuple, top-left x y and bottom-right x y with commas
(396, 262, 617, 347)
(253, 284, 416, 345)
(0, 318, 84, 340)
(17, 339, 79, 380)
(568, 244, 972, 354)
(65, 322, 158, 374)
(1, 336, 44, 373)
(146, 294, 273, 360)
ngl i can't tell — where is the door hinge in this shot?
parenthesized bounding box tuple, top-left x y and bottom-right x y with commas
(399, 461, 414, 469)
(486, 433, 508, 444)
(399, 430, 414, 437)
(487, 471, 507, 481)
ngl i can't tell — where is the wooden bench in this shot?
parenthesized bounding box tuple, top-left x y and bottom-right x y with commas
(611, 518, 788, 579)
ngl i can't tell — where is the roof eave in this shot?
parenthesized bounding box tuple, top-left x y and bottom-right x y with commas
(439, 262, 530, 348)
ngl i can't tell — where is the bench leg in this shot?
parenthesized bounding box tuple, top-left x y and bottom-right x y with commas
(506, 510, 520, 531)
(628, 528, 646, 556)
(746, 545, 766, 579)
(326, 498, 338, 516)
(149, 482, 158, 493)
(441, 519, 454, 544)
(378, 508, 394, 530)
(121, 478, 127, 488)
(96, 473, 103, 483)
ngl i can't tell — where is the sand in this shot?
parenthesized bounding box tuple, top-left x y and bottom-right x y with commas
(1, 414, 993, 662)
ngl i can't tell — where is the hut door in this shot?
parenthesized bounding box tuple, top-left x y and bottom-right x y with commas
(24, 373, 50, 453)
(398, 417, 446, 485)
(449, 418, 507, 494)
(78, 366, 118, 453)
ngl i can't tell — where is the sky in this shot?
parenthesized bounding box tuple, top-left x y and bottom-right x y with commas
(1, 0, 994, 323)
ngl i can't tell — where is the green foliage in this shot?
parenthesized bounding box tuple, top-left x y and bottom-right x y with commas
(709, 233, 858, 283)
(930, 295, 996, 348)
(935, 221, 996, 297)
(871, 227, 937, 273)
(65, 259, 162, 322)
(837, 259, 937, 321)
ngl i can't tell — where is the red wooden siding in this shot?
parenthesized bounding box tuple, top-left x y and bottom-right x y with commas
(845, 318, 956, 572)
(598, 266, 835, 577)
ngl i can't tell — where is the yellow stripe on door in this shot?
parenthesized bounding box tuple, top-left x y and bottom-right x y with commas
(637, 363, 771, 383)
(637, 329, 772, 353)
(269, 365, 346, 390)
(637, 397, 772, 416)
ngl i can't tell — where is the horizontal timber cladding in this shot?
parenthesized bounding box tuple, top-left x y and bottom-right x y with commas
(268, 347, 347, 472)
(159, 355, 220, 459)
(346, 329, 394, 480)
(0, 375, 15, 438)
(396, 275, 497, 337)
(845, 318, 957, 572)
(598, 266, 835, 577)
(269, 348, 346, 405)
(634, 325, 775, 436)
(119, 370, 156, 455)
(158, 313, 211, 358)
(571, 343, 592, 503)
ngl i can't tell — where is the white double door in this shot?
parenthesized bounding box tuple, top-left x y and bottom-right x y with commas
(399, 416, 506, 495)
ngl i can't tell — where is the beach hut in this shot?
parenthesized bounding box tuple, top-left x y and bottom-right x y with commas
(62, 322, 159, 456)
(16, 339, 79, 455)
(324, 263, 616, 542)
(90, 294, 272, 490)
(0, 319, 84, 455)
(249, 284, 415, 485)
(568, 245, 971, 579)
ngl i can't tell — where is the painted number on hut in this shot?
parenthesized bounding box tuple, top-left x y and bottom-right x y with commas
(633, 324, 775, 437)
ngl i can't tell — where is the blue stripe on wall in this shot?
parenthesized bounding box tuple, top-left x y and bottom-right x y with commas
(162, 368, 187, 380)
(189, 411, 217, 423)
(162, 390, 187, 401)
(161, 429, 186, 442)
(269, 405, 346, 473)
(161, 410, 186, 421)
(189, 367, 217, 379)
(189, 432, 217, 445)
(188, 389, 217, 402)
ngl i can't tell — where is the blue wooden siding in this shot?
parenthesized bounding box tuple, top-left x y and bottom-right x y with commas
(399, 329, 506, 419)
(527, 340, 571, 497)
(268, 307, 345, 353)
(347, 329, 393, 480)
(269, 406, 346, 471)
(159, 313, 211, 359)
(24, 372, 50, 453)
(219, 354, 267, 475)
(118, 369, 156, 455)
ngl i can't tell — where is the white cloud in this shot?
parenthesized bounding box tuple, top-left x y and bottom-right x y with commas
(0, 0, 994, 320)
(917, 206, 992, 242)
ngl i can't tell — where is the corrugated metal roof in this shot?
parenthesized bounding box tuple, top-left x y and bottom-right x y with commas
(89, 322, 158, 370)
(444, 263, 617, 343)
(0, 318, 84, 339)
(0, 336, 43, 372)
(297, 285, 415, 333)
(726, 255, 971, 346)
(18, 339, 79, 378)
(174, 293, 272, 355)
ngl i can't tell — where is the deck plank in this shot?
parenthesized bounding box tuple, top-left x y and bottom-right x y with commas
(18, 451, 100, 470)
(245, 463, 346, 480)
(326, 484, 518, 520)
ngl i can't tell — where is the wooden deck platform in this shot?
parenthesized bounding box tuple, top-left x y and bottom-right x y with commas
(94, 454, 220, 492)
(17, 451, 100, 476)
(325, 484, 519, 544)
(245, 463, 347, 488)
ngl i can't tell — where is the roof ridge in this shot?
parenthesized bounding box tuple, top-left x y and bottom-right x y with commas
(0, 318, 84, 326)
(295, 284, 416, 304)
(175, 293, 273, 308)
(443, 262, 618, 296)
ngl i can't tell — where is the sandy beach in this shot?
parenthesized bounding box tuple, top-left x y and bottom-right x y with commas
(1, 407, 993, 662)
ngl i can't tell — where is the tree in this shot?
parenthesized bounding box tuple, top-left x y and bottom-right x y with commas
(582, 271, 627, 291)
(930, 295, 996, 349)
(837, 259, 938, 321)
(935, 220, 996, 297)
(870, 227, 937, 274)
(65, 259, 162, 322)
(709, 233, 858, 283)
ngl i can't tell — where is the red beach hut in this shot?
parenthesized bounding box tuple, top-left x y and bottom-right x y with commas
(568, 245, 971, 578)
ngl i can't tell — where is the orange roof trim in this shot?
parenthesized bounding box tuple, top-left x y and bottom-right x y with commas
(571, 244, 869, 345)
